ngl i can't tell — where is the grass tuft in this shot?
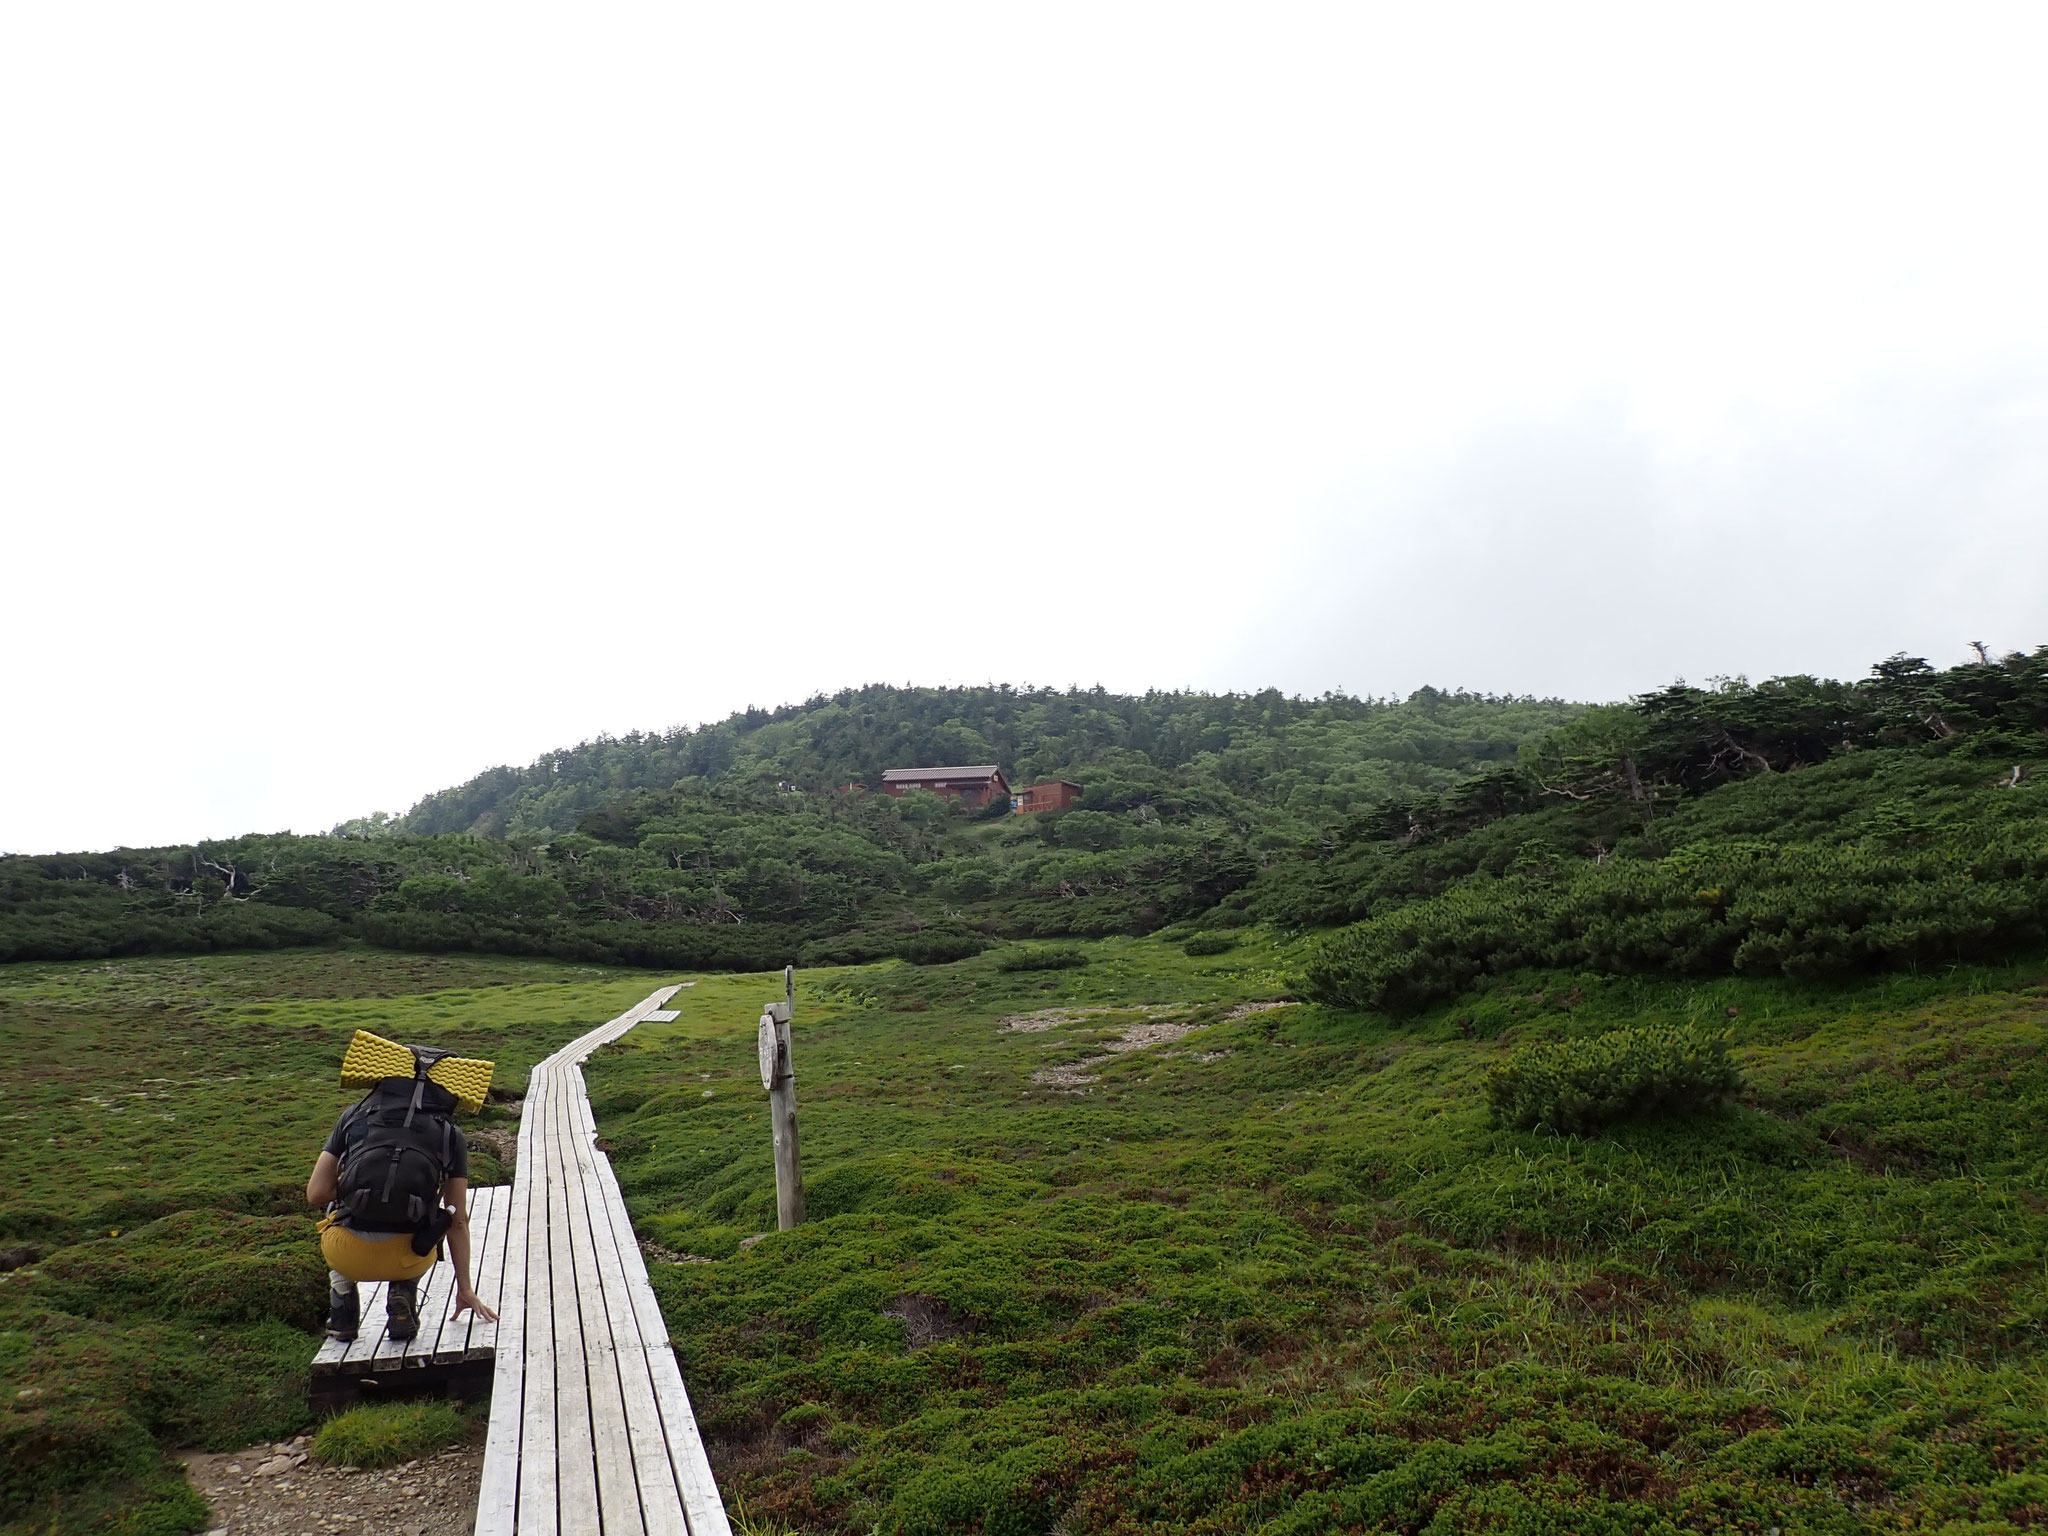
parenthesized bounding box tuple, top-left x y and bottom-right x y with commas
(1485, 1023, 1742, 1132)
(310, 1401, 468, 1468)
(992, 946, 1090, 972)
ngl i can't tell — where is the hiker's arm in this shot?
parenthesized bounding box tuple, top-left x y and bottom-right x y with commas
(444, 1179, 499, 1322)
(306, 1151, 340, 1207)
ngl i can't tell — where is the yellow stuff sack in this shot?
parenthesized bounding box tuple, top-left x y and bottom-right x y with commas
(339, 1029, 495, 1113)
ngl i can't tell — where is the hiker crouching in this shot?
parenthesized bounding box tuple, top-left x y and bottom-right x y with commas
(307, 1031, 501, 1341)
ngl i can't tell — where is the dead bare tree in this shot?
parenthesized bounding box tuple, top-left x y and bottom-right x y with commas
(198, 854, 264, 902)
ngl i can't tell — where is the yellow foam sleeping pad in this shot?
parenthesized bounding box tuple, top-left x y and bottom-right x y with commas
(339, 1029, 495, 1113)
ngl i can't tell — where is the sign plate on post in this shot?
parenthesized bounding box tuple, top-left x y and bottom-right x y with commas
(757, 1014, 779, 1091)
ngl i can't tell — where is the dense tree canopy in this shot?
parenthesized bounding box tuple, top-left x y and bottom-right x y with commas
(3, 684, 1578, 967)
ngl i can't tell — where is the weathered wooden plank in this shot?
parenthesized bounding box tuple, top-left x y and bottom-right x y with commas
(439, 1183, 491, 1364)
(516, 1067, 565, 1536)
(438, 1183, 506, 1364)
(310, 1302, 355, 1371)
(334, 1276, 391, 1371)
(562, 1117, 646, 1528)
(568, 1128, 693, 1536)
(576, 1092, 674, 1352)
(646, 1343, 733, 1536)
(545, 1061, 602, 1534)
(465, 1181, 511, 1360)
(474, 1112, 537, 1532)
(565, 1057, 729, 1534)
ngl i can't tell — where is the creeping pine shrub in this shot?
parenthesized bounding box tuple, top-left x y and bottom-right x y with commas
(1486, 1026, 1741, 1134)
(1302, 833, 2048, 1012)
(1182, 933, 1236, 956)
(993, 946, 1090, 972)
(896, 933, 991, 965)
(311, 1402, 468, 1468)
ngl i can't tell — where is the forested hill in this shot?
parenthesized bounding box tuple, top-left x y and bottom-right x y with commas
(7, 651, 2045, 993)
(390, 684, 1578, 842)
(2, 685, 1577, 969)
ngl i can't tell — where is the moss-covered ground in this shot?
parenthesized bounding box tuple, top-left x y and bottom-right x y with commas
(0, 947, 670, 1534)
(583, 934, 2048, 1535)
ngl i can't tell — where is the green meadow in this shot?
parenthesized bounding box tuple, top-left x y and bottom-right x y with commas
(5, 935, 2048, 1534)
(590, 938, 2048, 1535)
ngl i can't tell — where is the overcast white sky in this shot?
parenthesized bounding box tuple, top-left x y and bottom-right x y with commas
(5, 5, 2046, 853)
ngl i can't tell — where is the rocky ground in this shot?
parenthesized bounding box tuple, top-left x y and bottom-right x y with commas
(181, 1436, 484, 1536)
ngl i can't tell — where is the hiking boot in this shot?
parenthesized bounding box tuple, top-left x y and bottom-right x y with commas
(386, 1278, 419, 1341)
(325, 1287, 359, 1342)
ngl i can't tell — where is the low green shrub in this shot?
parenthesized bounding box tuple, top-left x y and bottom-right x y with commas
(992, 946, 1090, 972)
(1485, 1025, 1741, 1134)
(798, 931, 902, 967)
(1182, 933, 1236, 956)
(37, 1211, 327, 1329)
(1302, 835, 2048, 1012)
(894, 933, 990, 965)
(355, 911, 803, 972)
(0, 903, 339, 965)
(311, 1401, 468, 1469)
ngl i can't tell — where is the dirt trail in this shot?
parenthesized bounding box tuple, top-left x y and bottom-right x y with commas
(182, 1436, 483, 1536)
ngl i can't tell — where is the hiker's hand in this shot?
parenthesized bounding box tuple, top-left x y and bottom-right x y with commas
(452, 1287, 499, 1324)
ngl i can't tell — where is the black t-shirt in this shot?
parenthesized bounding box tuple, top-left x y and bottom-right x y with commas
(324, 1098, 470, 1181)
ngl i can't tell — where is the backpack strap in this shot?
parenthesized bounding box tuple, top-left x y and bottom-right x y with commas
(405, 1075, 426, 1129)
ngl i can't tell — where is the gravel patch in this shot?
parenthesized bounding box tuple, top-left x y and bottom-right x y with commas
(999, 1004, 1180, 1033)
(1027, 1014, 1222, 1089)
(183, 1434, 482, 1535)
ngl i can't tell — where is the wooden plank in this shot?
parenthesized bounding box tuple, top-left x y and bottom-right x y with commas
(572, 993, 731, 1534)
(516, 1067, 564, 1536)
(438, 1184, 491, 1365)
(334, 1277, 391, 1371)
(474, 1111, 537, 1534)
(564, 1030, 728, 1535)
(646, 1344, 734, 1536)
(465, 1181, 512, 1360)
(576, 1095, 674, 1352)
(567, 1126, 692, 1536)
(561, 1106, 645, 1529)
(439, 1183, 506, 1364)
(547, 986, 675, 1532)
(310, 1313, 352, 1371)
(543, 1063, 602, 1534)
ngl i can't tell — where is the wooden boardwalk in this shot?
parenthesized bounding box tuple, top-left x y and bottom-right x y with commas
(474, 984, 731, 1536)
(310, 985, 729, 1531)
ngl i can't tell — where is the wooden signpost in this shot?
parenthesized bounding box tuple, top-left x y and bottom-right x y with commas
(758, 964, 806, 1229)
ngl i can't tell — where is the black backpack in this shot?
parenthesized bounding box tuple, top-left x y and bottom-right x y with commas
(335, 1068, 459, 1241)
